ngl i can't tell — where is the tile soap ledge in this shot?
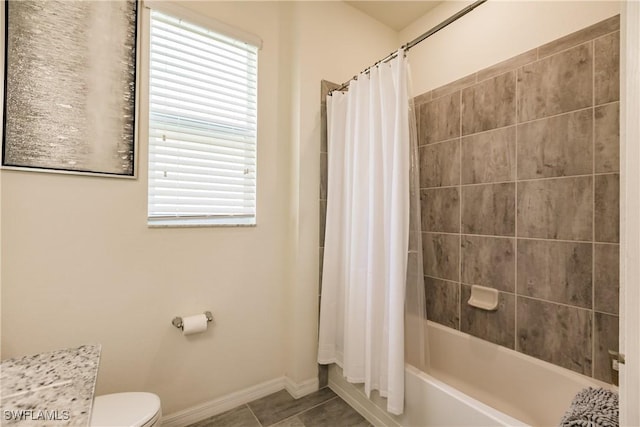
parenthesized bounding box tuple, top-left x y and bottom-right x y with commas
(1, 344, 101, 426)
(467, 285, 499, 311)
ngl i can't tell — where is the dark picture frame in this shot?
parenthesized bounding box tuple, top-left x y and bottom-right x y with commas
(2, 0, 139, 177)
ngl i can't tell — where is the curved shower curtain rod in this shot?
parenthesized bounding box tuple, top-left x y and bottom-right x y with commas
(328, 0, 487, 95)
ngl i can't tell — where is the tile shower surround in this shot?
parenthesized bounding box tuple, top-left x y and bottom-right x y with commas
(416, 15, 620, 382)
(319, 80, 339, 388)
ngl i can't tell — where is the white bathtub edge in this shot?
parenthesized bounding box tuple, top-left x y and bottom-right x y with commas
(427, 321, 614, 391)
(328, 365, 401, 427)
(329, 363, 529, 427)
(404, 364, 528, 427)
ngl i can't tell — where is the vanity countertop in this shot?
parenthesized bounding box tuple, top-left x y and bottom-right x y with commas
(0, 344, 101, 426)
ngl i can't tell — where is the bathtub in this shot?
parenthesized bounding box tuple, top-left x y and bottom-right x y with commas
(328, 321, 613, 426)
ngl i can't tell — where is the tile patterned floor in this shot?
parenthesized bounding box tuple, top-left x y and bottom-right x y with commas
(187, 387, 372, 427)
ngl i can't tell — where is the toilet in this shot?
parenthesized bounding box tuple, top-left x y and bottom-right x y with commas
(90, 392, 161, 427)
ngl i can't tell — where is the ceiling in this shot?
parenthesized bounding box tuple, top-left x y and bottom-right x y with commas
(344, 1, 445, 31)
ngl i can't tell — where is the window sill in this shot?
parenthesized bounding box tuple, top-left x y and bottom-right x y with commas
(147, 217, 256, 228)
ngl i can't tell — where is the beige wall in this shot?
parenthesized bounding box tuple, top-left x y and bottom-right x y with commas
(401, 1, 621, 96)
(0, 0, 397, 416)
(285, 1, 398, 384)
(3, 0, 623, 418)
(1, 1, 291, 416)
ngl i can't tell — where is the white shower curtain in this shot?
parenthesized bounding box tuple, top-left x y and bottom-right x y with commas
(318, 50, 411, 415)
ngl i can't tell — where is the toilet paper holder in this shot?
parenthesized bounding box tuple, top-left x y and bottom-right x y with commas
(172, 311, 213, 330)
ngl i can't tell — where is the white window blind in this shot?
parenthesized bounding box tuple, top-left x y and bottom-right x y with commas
(148, 9, 258, 226)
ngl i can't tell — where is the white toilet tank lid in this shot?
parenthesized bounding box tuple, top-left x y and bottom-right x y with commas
(91, 392, 161, 427)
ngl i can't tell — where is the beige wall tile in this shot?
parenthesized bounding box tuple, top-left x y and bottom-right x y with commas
(517, 177, 593, 240)
(420, 92, 460, 145)
(518, 43, 593, 122)
(422, 233, 460, 281)
(595, 173, 620, 243)
(517, 109, 593, 179)
(517, 240, 592, 308)
(421, 187, 460, 233)
(461, 285, 515, 349)
(462, 183, 515, 236)
(319, 200, 326, 247)
(425, 277, 460, 329)
(594, 244, 619, 315)
(411, 16, 620, 380)
(462, 71, 516, 135)
(594, 312, 619, 383)
(517, 297, 592, 376)
(461, 235, 515, 292)
(595, 102, 620, 173)
(594, 31, 620, 105)
(420, 139, 460, 188)
(461, 126, 516, 184)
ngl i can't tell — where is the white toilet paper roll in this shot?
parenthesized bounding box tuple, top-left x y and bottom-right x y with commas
(182, 314, 208, 336)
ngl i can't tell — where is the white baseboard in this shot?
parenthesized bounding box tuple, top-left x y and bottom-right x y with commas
(161, 376, 319, 427)
(328, 365, 400, 427)
(285, 376, 319, 399)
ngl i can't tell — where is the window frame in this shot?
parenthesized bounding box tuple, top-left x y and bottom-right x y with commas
(142, 1, 262, 228)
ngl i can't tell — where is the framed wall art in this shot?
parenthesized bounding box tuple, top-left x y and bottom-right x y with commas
(2, 0, 139, 177)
